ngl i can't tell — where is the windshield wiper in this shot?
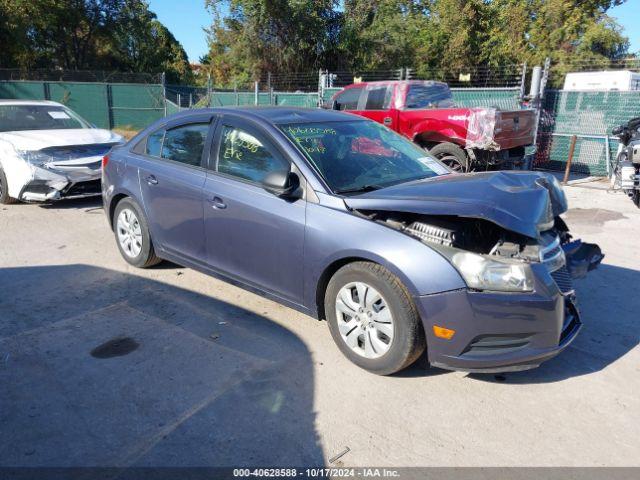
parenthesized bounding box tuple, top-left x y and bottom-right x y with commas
(334, 184, 382, 195)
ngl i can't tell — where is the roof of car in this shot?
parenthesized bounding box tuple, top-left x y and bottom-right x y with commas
(342, 80, 448, 88)
(0, 99, 64, 107)
(168, 106, 362, 125)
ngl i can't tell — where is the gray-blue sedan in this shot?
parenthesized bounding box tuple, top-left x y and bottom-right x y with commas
(102, 107, 603, 375)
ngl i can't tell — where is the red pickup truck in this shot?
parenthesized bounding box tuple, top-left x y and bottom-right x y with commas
(328, 80, 536, 172)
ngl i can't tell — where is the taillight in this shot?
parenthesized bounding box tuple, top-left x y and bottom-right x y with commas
(102, 154, 110, 169)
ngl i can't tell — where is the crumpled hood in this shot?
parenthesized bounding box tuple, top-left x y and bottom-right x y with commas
(343, 171, 568, 239)
(0, 128, 123, 150)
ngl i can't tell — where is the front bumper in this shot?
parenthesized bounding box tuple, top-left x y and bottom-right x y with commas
(415, 267, 582, 373)
(19, 164, 102, 202)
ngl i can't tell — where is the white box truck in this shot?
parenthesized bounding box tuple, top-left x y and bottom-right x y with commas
(563, 70, 640, 91)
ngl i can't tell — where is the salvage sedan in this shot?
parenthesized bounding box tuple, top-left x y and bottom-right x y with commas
(0, 100, 123, 203)
(103, 107, 603, 375)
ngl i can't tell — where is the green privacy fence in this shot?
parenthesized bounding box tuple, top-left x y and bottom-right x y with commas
(534, 90, 640, 176)
(0, 80, 165, 130)
(2, 78, 636, 177)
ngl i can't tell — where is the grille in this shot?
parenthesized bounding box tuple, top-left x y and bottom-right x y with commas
(462, 334, 531, 356)
(63, 180, 101, 197)
(551, 266, 574, 294)
(560, 301, 581, 344)
(40, 143, 115, 161)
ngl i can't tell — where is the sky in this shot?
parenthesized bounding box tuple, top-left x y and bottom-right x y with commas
(148, 0, 640, 63)
(147, 0, 212, 63)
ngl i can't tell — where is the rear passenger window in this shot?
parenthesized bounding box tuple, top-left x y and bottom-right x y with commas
(146, 129, 164, 157)
(364, 86, 392, 110)
(334, 87, 363, 110)
(161, 123, 209, 167)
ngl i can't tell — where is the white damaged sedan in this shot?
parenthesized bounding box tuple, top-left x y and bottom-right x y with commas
(0, 100, 124, 203)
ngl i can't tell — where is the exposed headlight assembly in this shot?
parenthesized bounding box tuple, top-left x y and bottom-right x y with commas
(17, 150, 55, 169)
(450, 251, 534, 292)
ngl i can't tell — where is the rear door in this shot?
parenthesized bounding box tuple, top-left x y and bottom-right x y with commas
(202, 115, 306, 304)
(350, 84, 399, 131)
(138, 114, 214, 262)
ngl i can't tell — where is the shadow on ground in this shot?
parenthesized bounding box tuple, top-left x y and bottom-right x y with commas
(468, 263, 640, 384)
(39, 197, 104, 211)
(0, 264, 323, 467)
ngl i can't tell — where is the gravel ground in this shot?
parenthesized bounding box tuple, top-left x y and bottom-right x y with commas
(0, 179, 638, 467)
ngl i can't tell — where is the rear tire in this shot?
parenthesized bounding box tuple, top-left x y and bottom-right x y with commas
(113, 198, 162, 268)
(429, 142, 469, 172)
(0, 167, 18, 204)
(325, 261, 426, 375)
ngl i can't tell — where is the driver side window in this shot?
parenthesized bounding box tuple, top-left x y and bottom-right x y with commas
(217, 125, 289, 184)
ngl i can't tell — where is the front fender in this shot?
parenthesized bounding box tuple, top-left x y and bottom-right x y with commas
(304, 202, 465, 312)
(0, 139, 32, 199)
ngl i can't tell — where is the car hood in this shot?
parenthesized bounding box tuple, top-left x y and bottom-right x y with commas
(343, 171, 568, 239)
(0, 129, 123, 150)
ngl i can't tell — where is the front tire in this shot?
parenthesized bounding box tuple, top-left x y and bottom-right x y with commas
(325, 262, 426, 375)
(0, 167, 18, 204)
(429, 142, 469, 172)
(113, 198, 161, 268)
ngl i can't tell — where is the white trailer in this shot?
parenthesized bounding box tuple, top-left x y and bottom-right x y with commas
(563, 70, 640, 91)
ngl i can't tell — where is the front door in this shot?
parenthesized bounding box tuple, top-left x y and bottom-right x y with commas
(203, 116, 306, 304)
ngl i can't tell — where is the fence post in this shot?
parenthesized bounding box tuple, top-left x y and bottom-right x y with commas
(106, 84, 114, 130)
(518, 62, 527, 103)
(161, 72, 167, 117)
(254, 81, 259, 105)
(563, 135, 578, 184)
(317, 69, 323, 108)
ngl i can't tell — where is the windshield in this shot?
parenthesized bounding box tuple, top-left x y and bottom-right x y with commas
(280, 120, 450, 194)
(0, 105, 91, 133)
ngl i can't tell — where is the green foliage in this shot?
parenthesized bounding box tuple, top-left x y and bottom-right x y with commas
(205, 0, 632, 87)
(0, 0, 193, 84)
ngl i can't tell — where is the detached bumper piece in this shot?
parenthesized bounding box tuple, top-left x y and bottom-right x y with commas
(563, 240, 604, 279)
(21, 179, 101, 202)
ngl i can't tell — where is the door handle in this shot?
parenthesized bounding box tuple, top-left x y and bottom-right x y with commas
(145, 175, 158, 185)
(209, 196, 227, 209)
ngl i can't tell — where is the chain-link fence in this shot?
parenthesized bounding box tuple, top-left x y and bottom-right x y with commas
(0, 76, 165, 130)
(2, 64, 639, 178)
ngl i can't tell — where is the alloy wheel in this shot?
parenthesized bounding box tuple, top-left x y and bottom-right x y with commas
(116, 208, 143, 258)
(335, 282, 394, 359)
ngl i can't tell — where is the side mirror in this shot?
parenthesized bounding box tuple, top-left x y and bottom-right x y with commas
(262, 170, 300, 198)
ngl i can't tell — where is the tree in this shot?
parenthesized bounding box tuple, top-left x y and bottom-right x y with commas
(204, 0, 340, 86)
(0, 0, 193, 84)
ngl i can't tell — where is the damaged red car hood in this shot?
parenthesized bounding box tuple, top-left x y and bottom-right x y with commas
(343, 171, 568, 239)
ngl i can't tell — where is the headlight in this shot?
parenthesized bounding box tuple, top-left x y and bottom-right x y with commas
(451, 251, 534, 292)
(17, 150, 53, 168)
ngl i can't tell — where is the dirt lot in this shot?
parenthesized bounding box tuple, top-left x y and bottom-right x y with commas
(0, 178, 638, 467)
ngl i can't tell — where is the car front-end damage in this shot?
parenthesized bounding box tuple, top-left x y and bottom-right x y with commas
(344, 171, 604, 372)
(17, 145, 115, 202)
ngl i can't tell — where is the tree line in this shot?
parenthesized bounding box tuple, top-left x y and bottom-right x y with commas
(0, 0, 633, 88)
(0, 0, 193, 84)
(203, 0, 633, 87)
